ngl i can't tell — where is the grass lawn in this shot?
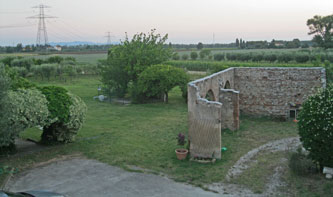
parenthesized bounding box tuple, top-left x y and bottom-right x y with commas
(1, 75, 331, 195)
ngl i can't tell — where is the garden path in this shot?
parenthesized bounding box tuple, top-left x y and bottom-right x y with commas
(6, 137, 300, 196)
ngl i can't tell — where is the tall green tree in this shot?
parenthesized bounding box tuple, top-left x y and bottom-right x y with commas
(197, 42, 203, 50)
(101, 30, 171, 98)
(236, 38, 240, 48)
(307, 14, 333, 49)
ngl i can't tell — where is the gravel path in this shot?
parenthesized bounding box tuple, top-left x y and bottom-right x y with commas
(226, 137, 300, 181)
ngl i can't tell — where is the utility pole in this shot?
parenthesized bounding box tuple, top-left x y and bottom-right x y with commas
(27, 4, 56, 46)
(105, 32, 113, 45)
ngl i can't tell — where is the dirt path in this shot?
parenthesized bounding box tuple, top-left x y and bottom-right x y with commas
(205, 137, 300, 196)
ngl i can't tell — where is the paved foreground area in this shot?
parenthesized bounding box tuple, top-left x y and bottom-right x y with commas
(6, 158, 219, 197)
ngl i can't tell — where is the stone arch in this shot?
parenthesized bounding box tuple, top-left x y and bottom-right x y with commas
(205, 89, 216, 101)
(224, 80, 231, 89)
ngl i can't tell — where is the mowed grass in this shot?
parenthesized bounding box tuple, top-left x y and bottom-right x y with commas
(1, 75, 300, 188)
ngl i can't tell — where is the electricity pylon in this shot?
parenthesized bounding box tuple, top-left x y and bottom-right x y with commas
(27, 4, 56, 46)
(105, 32, 114, 45)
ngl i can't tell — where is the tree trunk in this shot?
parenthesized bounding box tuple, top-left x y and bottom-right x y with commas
(163, 92, 168, 103)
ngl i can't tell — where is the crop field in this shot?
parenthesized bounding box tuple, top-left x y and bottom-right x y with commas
(174, 48, 303, 56)
(165, 60, 315, 73)
(0, 52, 107, 64)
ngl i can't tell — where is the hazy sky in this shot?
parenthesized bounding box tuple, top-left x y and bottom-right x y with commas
(0, 0, 332, 46)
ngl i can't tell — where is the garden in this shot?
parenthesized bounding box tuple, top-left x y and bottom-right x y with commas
(0, 30, 332, 196)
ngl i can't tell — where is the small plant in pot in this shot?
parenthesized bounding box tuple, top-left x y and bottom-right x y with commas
(175, 133, 188, 160)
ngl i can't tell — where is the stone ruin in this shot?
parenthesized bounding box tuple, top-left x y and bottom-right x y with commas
(187, 67, 326, 159)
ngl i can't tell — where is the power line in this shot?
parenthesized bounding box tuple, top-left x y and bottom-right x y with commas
(0, 24, 35, 29)
(27, 4, 56, 46)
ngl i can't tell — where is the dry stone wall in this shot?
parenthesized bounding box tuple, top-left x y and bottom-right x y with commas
(234, 67, 326, 118)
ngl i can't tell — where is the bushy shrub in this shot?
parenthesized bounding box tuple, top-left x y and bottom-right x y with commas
(10, 58, 33, 70)
(226, 53, 237, 61)
(41, 93, 87, 143)
(0, 65, 10, 100)
(12, 67, 28, 77)
(211, 65, 230, 73)
(199, 49, 211, 59)
(1, 57, 15, 66)
(190, 51, 198, 60)
(214, 53, 224, 61)
(252, 53, 264, 62)
(136, 65, 189, 103)
(289, 152, 317, 175)
(4, 66, 35, 90)
(237, 53, 252, 61)
(277, 53, 293, 63)
(0, 65, 11, 148)
(298, 84, 333, 167)
(0, 89, 50, 147)
(263, 54, 277, 62)
(295, 54, 310, 63)
(38, 86, 72, 123)
(46, 56, 64, 64)
(40, 64, 57, 80)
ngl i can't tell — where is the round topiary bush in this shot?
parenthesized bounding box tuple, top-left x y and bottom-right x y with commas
(1, 89, 50, 147)
(298, 84, 333, 167)
(39, 86, 87, 143)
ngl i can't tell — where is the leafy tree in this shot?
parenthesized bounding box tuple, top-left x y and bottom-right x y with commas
(199, 49, 211, 59)
(307, 14, 333, 49)
(101, 30, 171, 98)
(236, 38, 240, 48)
(137, 65, 189, 103)
(16, 43, 23, 52)
(182, 54, 189, 60)
(172, 52, 180, 60)
(197, 42, 203, 50)
(269, 39, 276, 48)
(190, 51, 198, 60)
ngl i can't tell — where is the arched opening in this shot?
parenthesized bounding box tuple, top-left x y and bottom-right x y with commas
(224, 80, 231, 89)
(205, 89, 215, 101)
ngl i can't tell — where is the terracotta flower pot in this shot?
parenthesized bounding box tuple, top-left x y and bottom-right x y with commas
(175, 148, 188, 160)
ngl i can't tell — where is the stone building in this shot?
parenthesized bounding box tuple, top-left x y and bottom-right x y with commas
(188, 67, 326, 159)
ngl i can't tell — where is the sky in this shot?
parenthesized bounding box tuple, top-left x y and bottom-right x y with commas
(0, 0, 332, 46)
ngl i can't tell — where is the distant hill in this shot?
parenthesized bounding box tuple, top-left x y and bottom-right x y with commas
(49, 41, 120, 46)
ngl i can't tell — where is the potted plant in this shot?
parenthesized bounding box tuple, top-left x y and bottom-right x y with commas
(175, 133, 188, 160)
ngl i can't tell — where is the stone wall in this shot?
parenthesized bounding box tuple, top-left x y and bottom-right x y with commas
(219, 89, 240, 130)
(187, 67, 325, 159)
(234, 67, 326, 118)
(188, 68, 239, 159)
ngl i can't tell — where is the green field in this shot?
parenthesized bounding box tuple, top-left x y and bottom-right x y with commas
(0, 53, 107, 64)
